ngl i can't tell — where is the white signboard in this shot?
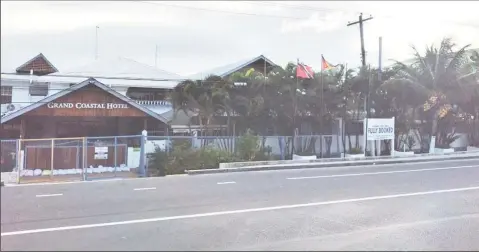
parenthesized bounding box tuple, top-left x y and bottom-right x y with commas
(94, 146, 108, 160)
(366, 118, 395, 141)
(47, 102, 128, 109)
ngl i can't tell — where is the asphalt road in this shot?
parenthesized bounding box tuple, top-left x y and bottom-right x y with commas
(1, 158, 479, 251)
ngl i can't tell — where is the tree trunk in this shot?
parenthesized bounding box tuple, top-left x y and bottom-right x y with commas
(199, 116, 206, 147)
(341, 117, 347, 156)
(345, 121, 352, 153)
(226, 112, 232, 152)
(354, 98, 361, 149)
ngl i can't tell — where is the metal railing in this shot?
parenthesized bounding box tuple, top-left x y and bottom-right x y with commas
(1, 133, 348, 184)
(146, 134, 342, 159)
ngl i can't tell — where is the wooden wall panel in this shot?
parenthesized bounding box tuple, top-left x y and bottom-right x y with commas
(24, 145, 127, 170)
(26, 85, 147, 117)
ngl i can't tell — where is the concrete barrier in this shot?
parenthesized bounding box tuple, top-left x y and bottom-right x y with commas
(188, 151, 479, 175)
(219, 150, 479, 169)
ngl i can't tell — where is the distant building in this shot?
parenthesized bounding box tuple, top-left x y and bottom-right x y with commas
(1, 54, 181, 139)
(187, 55, 277, 80)
(1, 54, 280, 138)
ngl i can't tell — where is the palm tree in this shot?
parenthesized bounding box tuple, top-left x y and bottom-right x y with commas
(385, 38, 471, 148)
(227, 68, 270, 135)
(171, 75, 231, 137)
(456, 49, 479, 146)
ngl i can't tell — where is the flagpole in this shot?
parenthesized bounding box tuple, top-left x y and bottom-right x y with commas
(320, 54, 324, 158)
(341, 62, 348, 156)
(292, 58, 299, 158)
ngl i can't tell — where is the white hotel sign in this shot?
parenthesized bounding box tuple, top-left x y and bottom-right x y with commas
(47, 102, 129, 109)
(365, 118, 395, 141)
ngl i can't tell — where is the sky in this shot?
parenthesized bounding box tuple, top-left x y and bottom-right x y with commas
(1, 1, 478, 76)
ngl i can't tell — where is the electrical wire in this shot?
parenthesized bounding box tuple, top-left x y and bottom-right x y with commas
(242, 1, 364, 16)
(247, 1, 479, 29)
(133, 1, 306, 20)
(134, 0, 479, 29)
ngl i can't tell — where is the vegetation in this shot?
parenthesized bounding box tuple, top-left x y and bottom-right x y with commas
(168, 38, 478, 163)
(147, 135, 275, 175)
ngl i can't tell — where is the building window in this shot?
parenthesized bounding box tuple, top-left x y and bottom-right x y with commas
(1, 86, 12, 104)
(126, 87, 168, 101)
(29, 82, 49, 96)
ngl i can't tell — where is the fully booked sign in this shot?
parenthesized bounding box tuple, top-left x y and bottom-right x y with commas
(365, 118, 395, 141)
(47, 102, 128, 109)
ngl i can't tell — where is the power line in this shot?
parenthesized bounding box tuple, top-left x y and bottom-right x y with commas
(133, 1, 307, 20)
(375, 14, 479, 29)
(270, 1, 477, 28)
(238, 1, 479, 29)
(241, 1, 363, 16)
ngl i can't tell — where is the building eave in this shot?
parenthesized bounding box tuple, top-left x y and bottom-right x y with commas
(1, 78, 169, 124)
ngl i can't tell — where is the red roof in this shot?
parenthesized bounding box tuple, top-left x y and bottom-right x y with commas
(15, 53, 58, 75)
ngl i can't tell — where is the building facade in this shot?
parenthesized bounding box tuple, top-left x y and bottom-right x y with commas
(1, 53, 281, 139)
(1, 54, 181, 138)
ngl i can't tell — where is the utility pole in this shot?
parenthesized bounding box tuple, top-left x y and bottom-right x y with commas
(347, 13, 373, 67)
(348, 13, 373, 155)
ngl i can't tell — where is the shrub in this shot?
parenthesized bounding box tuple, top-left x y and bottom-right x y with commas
(148, 131, 282, 176)
(147, 145, 168, 176)
(253, 146, 273, 161)
(197, 147, 239, 169)
(148, 143, 238, 176)
(236, 130, 260, 161)
(436, 132, 460, 149)
(348, 147, 363, 154)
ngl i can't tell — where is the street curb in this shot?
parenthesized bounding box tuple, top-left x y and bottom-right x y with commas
(218, 150, 479, 169)
(186, 154, 479, 175)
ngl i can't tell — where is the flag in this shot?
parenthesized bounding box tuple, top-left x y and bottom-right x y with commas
(296, 63, 314, 79)
(321, 56, 337, 71)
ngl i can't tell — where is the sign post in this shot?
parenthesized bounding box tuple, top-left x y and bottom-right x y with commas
(364, 117, 395, 157)
(138, 130, 148, 177)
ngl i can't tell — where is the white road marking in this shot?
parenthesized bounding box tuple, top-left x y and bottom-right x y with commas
(2, 186, 478, 237)
(287, 165, 479, 180)
(133, 187, 156, 191)
(217, 181, 236, 185)
(35, 193, 63, 198)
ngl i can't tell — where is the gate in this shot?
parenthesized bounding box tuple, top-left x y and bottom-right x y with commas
(83, 136, 141, 181)
(18, 138, 85, 183)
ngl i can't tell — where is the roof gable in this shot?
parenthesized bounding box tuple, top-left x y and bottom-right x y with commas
(1, 78, 169, 124)
(15, 53, 58, 75)
(188, 55, 277, 80)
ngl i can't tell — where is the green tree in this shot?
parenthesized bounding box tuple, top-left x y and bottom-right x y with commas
(385, 38, 471, 148)
(171, 75, 231, 137)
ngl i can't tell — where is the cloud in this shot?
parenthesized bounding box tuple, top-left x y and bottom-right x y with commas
(1, 1, 478, 75)
(280, 11, 348, 34)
